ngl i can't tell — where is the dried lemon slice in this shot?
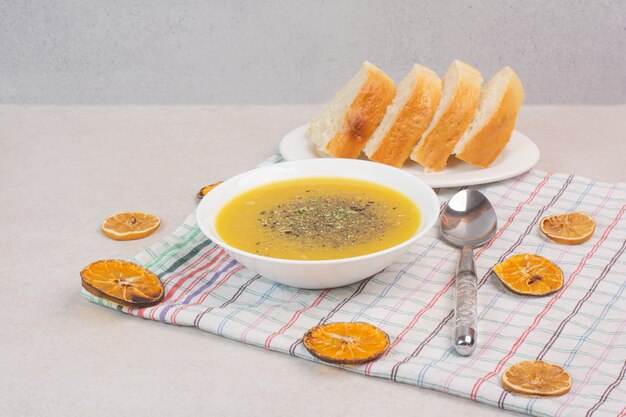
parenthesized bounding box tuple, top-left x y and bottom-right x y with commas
(494, 254, 563, 296)
(303, 322, 389, 365)
(197, 181, 222, 200)
(81, 259, 164, 307)
(101, 212, 160, 241)
(503, 360, 571, 397)
(540, 212, 595, 245)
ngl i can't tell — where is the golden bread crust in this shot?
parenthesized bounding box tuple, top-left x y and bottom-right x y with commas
(410, 62, 482, 171)
(326, 67, 396, 158)
(456, 71, 525, 168)
(370, 68, 442, 167)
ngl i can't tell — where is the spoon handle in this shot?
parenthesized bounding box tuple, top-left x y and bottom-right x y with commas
(454, 246, 477, 356)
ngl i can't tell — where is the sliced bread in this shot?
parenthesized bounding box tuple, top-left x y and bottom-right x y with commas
(454, 67, 525, 168)
(308, 62, 395, 159)
(410, 60, 482, 171)
(363, 64, 442, 168)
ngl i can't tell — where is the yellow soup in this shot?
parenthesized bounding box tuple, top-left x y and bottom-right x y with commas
(215, 177, 421, 260)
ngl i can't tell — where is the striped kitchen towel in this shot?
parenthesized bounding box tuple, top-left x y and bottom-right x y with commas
(82, 155, 626, 417)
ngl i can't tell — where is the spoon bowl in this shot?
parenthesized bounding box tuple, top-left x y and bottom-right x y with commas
(441, 190, 498, 248)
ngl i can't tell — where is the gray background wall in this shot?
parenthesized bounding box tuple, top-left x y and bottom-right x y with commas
(1, 0, 624, 105)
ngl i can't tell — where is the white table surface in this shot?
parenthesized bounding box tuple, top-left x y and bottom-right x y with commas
(1, 105, 624, 417)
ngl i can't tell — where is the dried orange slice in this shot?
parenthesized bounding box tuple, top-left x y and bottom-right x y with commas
(494, 254, 563, 296)
(540, 212, 595, 244)
(303, 322, 389, 365)
(101, 212, 160, 241)
(503, 360, 571, 397)
(197, 181, 222, 199)
(81, 259, 164, 307)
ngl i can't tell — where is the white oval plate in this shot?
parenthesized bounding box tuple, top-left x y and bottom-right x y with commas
(279, 124, 540, 188)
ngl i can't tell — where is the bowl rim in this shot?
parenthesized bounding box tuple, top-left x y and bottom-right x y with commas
(196, 159, 439, 265)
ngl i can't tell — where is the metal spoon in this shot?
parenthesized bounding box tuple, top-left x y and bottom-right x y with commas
(440, 189, 497, 356)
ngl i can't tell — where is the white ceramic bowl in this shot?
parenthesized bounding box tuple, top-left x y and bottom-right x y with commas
(196, 159, 439, 289)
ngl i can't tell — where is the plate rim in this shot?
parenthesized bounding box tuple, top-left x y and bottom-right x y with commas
(279, 124, 540, 188)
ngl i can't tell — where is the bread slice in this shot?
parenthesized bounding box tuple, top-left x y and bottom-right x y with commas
(308, 62, 395, 159)
(454, 67, 525, 168)
(363, 65, 442, 168)
(410, 60, 482, 171)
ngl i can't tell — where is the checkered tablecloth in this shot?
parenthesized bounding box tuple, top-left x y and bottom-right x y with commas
(83, 155, 626, 417)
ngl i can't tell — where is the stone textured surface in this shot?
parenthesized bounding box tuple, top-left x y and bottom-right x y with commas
(1, 1, 625, 104)
(0, 105, 624, 417)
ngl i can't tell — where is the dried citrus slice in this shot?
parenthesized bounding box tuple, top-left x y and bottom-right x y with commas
(303, 322, 389, 365)
(197, 181, 222, 199)
(540, 212, 595, 244)
(81, 259, 164, 307)
(494, 254, 563, 296)
(101, 212, 160, 241)
(503, 360, 571, 397)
